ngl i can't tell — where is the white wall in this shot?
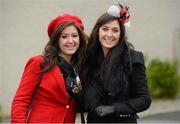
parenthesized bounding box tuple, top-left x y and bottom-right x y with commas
(0, 0, 180, 115)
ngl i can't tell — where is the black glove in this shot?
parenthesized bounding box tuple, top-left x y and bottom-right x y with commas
(94, 105, 115, 117)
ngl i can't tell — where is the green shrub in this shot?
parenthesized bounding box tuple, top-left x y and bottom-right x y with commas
(146, 58, 180, 99)
(0, 105, 3, 122)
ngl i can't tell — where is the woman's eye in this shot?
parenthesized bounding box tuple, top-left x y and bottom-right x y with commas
(113, 29, 119, 33)
(102, 28, 108, 31)
(72, 34, 79, 38)
(61, 35, 67, 39)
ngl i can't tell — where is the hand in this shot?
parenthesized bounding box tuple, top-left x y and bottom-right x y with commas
(94, 105, 115, 117)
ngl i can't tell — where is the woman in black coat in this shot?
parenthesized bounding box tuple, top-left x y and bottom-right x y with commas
(80, 3, 151, 123)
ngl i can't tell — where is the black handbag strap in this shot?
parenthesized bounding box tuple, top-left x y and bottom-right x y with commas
(28, 71, 43, 111)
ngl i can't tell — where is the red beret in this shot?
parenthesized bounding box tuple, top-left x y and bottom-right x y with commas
(47, 13, 84, 37)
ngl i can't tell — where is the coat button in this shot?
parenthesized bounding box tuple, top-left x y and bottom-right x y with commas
(108, 92, 112, 96)
(66, 105, 70, 109)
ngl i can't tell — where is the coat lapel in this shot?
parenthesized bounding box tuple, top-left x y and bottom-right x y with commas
(51, 65, 68, 98)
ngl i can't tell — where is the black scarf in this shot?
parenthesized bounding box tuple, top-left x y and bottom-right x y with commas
(57, 56, 76, 99)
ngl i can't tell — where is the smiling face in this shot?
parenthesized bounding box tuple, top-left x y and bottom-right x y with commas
(99, 20, 121, 56)
(59, 25, 80, 62)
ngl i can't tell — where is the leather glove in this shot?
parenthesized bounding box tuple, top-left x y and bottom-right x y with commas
(94, 105, 115, 117)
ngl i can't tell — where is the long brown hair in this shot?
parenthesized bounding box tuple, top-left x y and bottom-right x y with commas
(41, 22, 88, 72)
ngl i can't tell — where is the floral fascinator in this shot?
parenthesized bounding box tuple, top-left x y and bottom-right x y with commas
(107, 1, 130, 27)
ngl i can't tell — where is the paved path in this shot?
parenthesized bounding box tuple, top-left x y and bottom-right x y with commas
(139, 111, 180, 123)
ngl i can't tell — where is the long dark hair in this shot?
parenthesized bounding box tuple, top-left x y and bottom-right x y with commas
(82, 13, 134, 95)
(41, 22, 88, 72)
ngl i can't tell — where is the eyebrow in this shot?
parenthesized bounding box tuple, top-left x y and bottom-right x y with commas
(101, 25, 120, 29)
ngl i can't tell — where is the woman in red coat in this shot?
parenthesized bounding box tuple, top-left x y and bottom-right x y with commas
(11, 13, 88, 123)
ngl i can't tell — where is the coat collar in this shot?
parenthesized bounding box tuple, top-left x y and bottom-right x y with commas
(51, 65, 69, 99)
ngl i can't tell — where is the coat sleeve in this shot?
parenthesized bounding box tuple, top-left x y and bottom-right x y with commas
(11, 55, 43, 123)
(113, 51, 151, 115)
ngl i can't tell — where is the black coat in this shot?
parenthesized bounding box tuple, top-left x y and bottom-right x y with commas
(82, 50, 151, 123)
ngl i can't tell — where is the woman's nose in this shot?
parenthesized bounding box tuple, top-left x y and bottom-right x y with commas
(67, 36, 74, 43)
(106, 30, 113, 37)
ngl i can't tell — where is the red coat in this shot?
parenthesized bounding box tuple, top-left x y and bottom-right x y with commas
(11, 55, 77, 123)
